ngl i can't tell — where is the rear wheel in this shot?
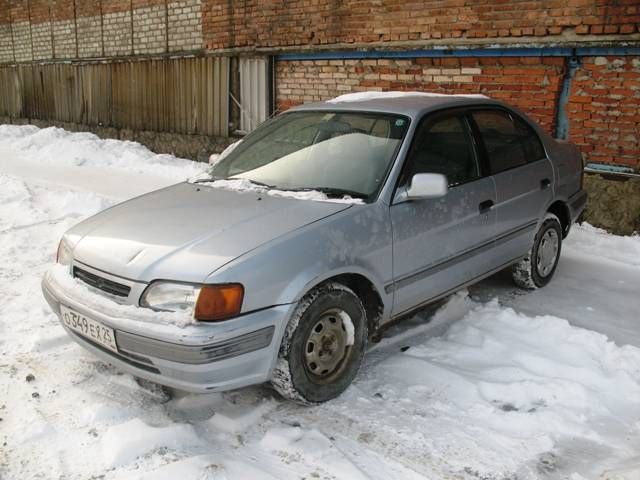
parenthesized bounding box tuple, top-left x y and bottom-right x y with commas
(512, 213, 562, 289)
(271, 282, 367, 404)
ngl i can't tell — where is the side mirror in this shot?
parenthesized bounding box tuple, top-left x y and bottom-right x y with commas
(396, 173, 448, 202)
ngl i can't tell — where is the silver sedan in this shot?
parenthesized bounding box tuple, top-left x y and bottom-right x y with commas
(42, 94, 586, 403)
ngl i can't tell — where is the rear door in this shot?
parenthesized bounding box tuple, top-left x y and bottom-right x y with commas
(469, 109, 553, 262)
(390, 111, 497, 317)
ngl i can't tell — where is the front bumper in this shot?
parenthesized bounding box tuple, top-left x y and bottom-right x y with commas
(42, 270, 292, 393)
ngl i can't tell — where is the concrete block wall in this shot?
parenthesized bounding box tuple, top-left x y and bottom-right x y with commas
(0, 24, 14, 63)
(102, 10, 133, 56)
(168, 0, 202, 52)
(12, 22, 33, 62)
(133, 4, 167, 54)
(0, 0, 203, 62)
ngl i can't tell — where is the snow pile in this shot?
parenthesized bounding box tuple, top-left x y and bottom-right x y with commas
(327, 91, 489, 103)
(198, 178, 365, 204)
(0, 124, 206, 180)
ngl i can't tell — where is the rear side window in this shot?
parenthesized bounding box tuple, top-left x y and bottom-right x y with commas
(405, 114, 480, 187)
(472, 110, 545, 174)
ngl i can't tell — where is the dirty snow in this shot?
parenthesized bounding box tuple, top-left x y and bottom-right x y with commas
(195, 178, 365, 204)
(327, 91, 489, 103)
(2, 125, 640, 479)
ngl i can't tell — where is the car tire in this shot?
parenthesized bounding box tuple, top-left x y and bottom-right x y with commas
(512, 213, 563, 289)
(271, 282, 368, 405)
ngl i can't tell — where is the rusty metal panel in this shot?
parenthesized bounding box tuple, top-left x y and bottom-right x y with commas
(0, 67, 22, 118)
(0, 56, 229, 137)
(239, 57, 269, 133)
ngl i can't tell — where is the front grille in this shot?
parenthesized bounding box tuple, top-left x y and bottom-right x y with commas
(74, 267, 131, 298)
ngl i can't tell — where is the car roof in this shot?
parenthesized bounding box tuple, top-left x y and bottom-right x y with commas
(288, 92, 506, 119)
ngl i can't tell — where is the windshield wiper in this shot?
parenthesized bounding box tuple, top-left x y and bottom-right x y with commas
(231, 178, 277, 189)
(291, 186, 367, 200)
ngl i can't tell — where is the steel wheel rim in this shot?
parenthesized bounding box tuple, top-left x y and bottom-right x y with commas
(304, 308, 353, 383)
(536, 228, 559, 277)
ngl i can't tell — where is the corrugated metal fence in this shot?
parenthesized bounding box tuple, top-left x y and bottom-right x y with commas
(0, 56, 230, 137)
(239, 57, 269, 133)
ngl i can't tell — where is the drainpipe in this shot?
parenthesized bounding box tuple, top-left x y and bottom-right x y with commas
(555, 53, 581, 140)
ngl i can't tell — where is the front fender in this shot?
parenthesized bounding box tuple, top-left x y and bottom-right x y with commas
(205, 202, 394, 321)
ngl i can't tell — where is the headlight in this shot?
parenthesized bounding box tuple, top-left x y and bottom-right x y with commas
(141, 282, 244, 321)
(56, 238, 73, 266)
(140, 282, 200, 313)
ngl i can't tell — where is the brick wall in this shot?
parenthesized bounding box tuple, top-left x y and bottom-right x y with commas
(567, 56, 640, 168)
(276, 54, 640, 172)
(202, 0, 640, 50)
(276, 57, 564, 133)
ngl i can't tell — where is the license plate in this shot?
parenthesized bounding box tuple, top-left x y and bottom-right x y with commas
(60, 305, 118, 353)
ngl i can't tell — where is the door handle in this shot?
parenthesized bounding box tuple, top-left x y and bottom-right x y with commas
(479, 199, 494, 214)
(540, 178, 551, 190)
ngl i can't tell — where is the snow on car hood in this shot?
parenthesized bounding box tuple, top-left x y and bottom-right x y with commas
(67, 182, 353, 282)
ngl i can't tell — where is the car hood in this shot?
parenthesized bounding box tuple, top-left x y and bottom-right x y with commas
(68, 182, 352, 282)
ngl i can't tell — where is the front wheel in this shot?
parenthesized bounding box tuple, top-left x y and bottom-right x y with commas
(271, 282, 368, 404)
(512, 213, 563, 289)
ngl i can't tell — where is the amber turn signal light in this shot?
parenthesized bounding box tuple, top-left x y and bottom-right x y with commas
(194, 284, 244, 321)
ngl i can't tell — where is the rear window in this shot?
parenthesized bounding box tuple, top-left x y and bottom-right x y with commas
(472, 110, 545, 174)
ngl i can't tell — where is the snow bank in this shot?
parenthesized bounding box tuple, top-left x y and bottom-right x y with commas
(327, 91, 489, 103)
(0, 124, 206, 180)
(197, 178, 365, 204)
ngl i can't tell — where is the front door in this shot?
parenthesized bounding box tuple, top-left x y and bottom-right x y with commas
(389, 112, 497, 317)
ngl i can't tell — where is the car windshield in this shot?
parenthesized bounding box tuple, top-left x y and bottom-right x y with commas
(208, 111, 409, 199)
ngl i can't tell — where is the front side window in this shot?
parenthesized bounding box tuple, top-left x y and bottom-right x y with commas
(404, 114, 480, 187)
(209, 111, 409, 200)
(472, 110, 545, 174)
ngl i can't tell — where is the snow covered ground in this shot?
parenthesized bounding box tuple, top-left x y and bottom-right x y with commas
(1, 125, 640, 480)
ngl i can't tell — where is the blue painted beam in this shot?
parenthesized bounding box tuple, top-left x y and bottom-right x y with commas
(276, 46, 640, 61)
